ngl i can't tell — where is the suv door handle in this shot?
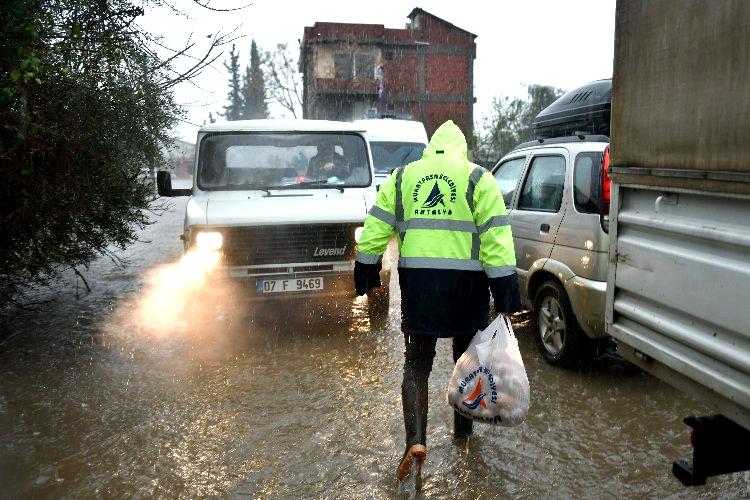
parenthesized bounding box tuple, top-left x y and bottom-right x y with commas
(540, 223, 550, 234)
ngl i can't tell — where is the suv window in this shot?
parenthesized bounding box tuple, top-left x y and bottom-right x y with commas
(493, 157, 526, 207)
(517, 155, 566, 212)
(573, 152, 604, 214)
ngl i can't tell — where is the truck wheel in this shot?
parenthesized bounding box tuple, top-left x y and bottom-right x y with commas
(532, 280, 594, 368)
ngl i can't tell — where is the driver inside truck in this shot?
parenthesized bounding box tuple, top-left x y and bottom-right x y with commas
(308, 140, 348, 180)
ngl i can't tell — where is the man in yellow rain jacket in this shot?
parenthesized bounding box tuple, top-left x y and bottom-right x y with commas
(354, 120, 521, 489)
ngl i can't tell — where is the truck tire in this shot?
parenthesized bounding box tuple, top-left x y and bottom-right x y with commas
(532, 280, 595, 367)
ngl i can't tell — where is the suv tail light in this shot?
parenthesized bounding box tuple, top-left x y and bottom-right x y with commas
(600, 146, 611, 232)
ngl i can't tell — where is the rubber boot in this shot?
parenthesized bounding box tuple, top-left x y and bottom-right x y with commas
(399, 381, 428, 490)
(396, 444, 427, 490)
(402, 379, 428, 448)
(399, 333, 436, 491)
(453, 411, 473, 439)
(400, 357, 429, 490)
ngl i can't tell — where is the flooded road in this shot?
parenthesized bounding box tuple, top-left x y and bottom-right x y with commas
(1, 198, 748, 498)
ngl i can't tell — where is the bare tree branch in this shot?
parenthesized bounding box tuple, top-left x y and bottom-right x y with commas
(157, 28, 242, 89)
(191, 0, 252, 12)
(264, 43, 303, 118)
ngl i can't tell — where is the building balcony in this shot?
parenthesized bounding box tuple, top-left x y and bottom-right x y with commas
(314, 78, 380, 95)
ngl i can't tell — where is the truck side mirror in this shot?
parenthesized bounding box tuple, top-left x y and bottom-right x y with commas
(157, 171, 191, 197)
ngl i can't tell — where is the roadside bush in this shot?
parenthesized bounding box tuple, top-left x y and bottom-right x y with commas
(0, 0, 179, 304)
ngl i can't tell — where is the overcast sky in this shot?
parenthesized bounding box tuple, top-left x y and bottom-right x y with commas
(139, 0, 616, 141)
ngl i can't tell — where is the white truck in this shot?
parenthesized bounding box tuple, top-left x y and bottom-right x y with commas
(157, 119, 389, 310)
(605, 0, 750, 486)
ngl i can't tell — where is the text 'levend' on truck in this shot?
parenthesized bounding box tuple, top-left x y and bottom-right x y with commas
(156, 119, 390, 317)
(605, 0, 750, 486)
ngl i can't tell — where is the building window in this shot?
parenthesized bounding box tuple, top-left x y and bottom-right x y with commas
(355, 54, 375, 79)
(334, 53, 352, 79)
(333, 52, 375, 80)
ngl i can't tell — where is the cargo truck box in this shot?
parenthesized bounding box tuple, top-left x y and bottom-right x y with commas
(609, 0, 750, 196)
(605, 0, 750, 486)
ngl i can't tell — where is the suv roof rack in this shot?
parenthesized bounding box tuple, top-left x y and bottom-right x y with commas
(532, 79, 612, 139)
(512, 134, 610, 152)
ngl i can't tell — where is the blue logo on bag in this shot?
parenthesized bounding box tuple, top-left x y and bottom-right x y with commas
(462, 379, 488, 410)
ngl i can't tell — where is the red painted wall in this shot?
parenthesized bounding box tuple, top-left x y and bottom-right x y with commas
(385, 54, 419, 94)
(417, 15, 475, 47)
(425, 54, 469, 95)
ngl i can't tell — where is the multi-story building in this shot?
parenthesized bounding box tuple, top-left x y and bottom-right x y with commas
(299, 8, 476, 136)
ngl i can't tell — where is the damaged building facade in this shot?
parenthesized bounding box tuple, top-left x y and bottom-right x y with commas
(299, 8, 476, 136)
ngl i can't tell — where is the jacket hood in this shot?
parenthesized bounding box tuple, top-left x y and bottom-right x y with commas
(422, 120, 468, 159)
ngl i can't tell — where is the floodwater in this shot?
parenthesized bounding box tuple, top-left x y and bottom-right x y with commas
(1, 197, 748, 498)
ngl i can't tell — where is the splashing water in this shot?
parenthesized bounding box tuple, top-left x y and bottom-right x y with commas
(107, 248, 234, 343)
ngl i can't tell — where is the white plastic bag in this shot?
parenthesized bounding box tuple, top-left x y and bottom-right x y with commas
(446, 315, 530, 427)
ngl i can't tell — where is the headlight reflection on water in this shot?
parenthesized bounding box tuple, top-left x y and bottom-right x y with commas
(127, 248, 225, 340)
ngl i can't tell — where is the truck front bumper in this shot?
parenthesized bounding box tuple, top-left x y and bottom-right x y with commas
(209, 264, 391, 302)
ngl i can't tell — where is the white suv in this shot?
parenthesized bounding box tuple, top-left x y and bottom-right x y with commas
(492, 135, 611, 366)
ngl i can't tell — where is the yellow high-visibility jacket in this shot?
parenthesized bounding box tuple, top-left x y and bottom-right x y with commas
(356, 120, 521, 336)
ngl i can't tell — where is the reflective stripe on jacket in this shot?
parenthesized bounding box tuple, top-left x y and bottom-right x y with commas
(355, 120, 521, 337)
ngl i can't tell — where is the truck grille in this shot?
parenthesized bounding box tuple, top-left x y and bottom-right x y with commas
(221, 223, 358, 266)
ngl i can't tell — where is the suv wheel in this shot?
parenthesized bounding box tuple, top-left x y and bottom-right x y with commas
(533, 280, 594, 367)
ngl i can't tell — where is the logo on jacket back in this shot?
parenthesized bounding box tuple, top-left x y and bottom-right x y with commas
(422, 182, 445, 208)
(462, 378, 488, 410)
(412, 173, 457, 215)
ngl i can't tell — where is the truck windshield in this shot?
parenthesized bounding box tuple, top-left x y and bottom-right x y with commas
(197, 133, 371, 190)
(370, 142, 425, 174)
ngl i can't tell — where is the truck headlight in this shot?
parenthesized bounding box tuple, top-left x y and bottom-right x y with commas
(195, 231, 223, 251)
(354, 226, 365, 243)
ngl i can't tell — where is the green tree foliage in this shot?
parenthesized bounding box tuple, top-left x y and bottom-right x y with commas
(241, 39, 269, 119)
(222, 40, 269, 120)
(523, 84, 565, 134)
(472, 84, 564, 167)
(0, 0, 182, 303)
(473, 96, 527, 166)
(221, 43, 243, 121)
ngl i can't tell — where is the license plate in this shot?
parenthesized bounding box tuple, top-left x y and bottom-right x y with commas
(257, 277, 324, 294)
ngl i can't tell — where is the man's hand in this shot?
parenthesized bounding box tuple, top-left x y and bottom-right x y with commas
(490, 273, 522, 314)
(354, 260, 382, 296)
